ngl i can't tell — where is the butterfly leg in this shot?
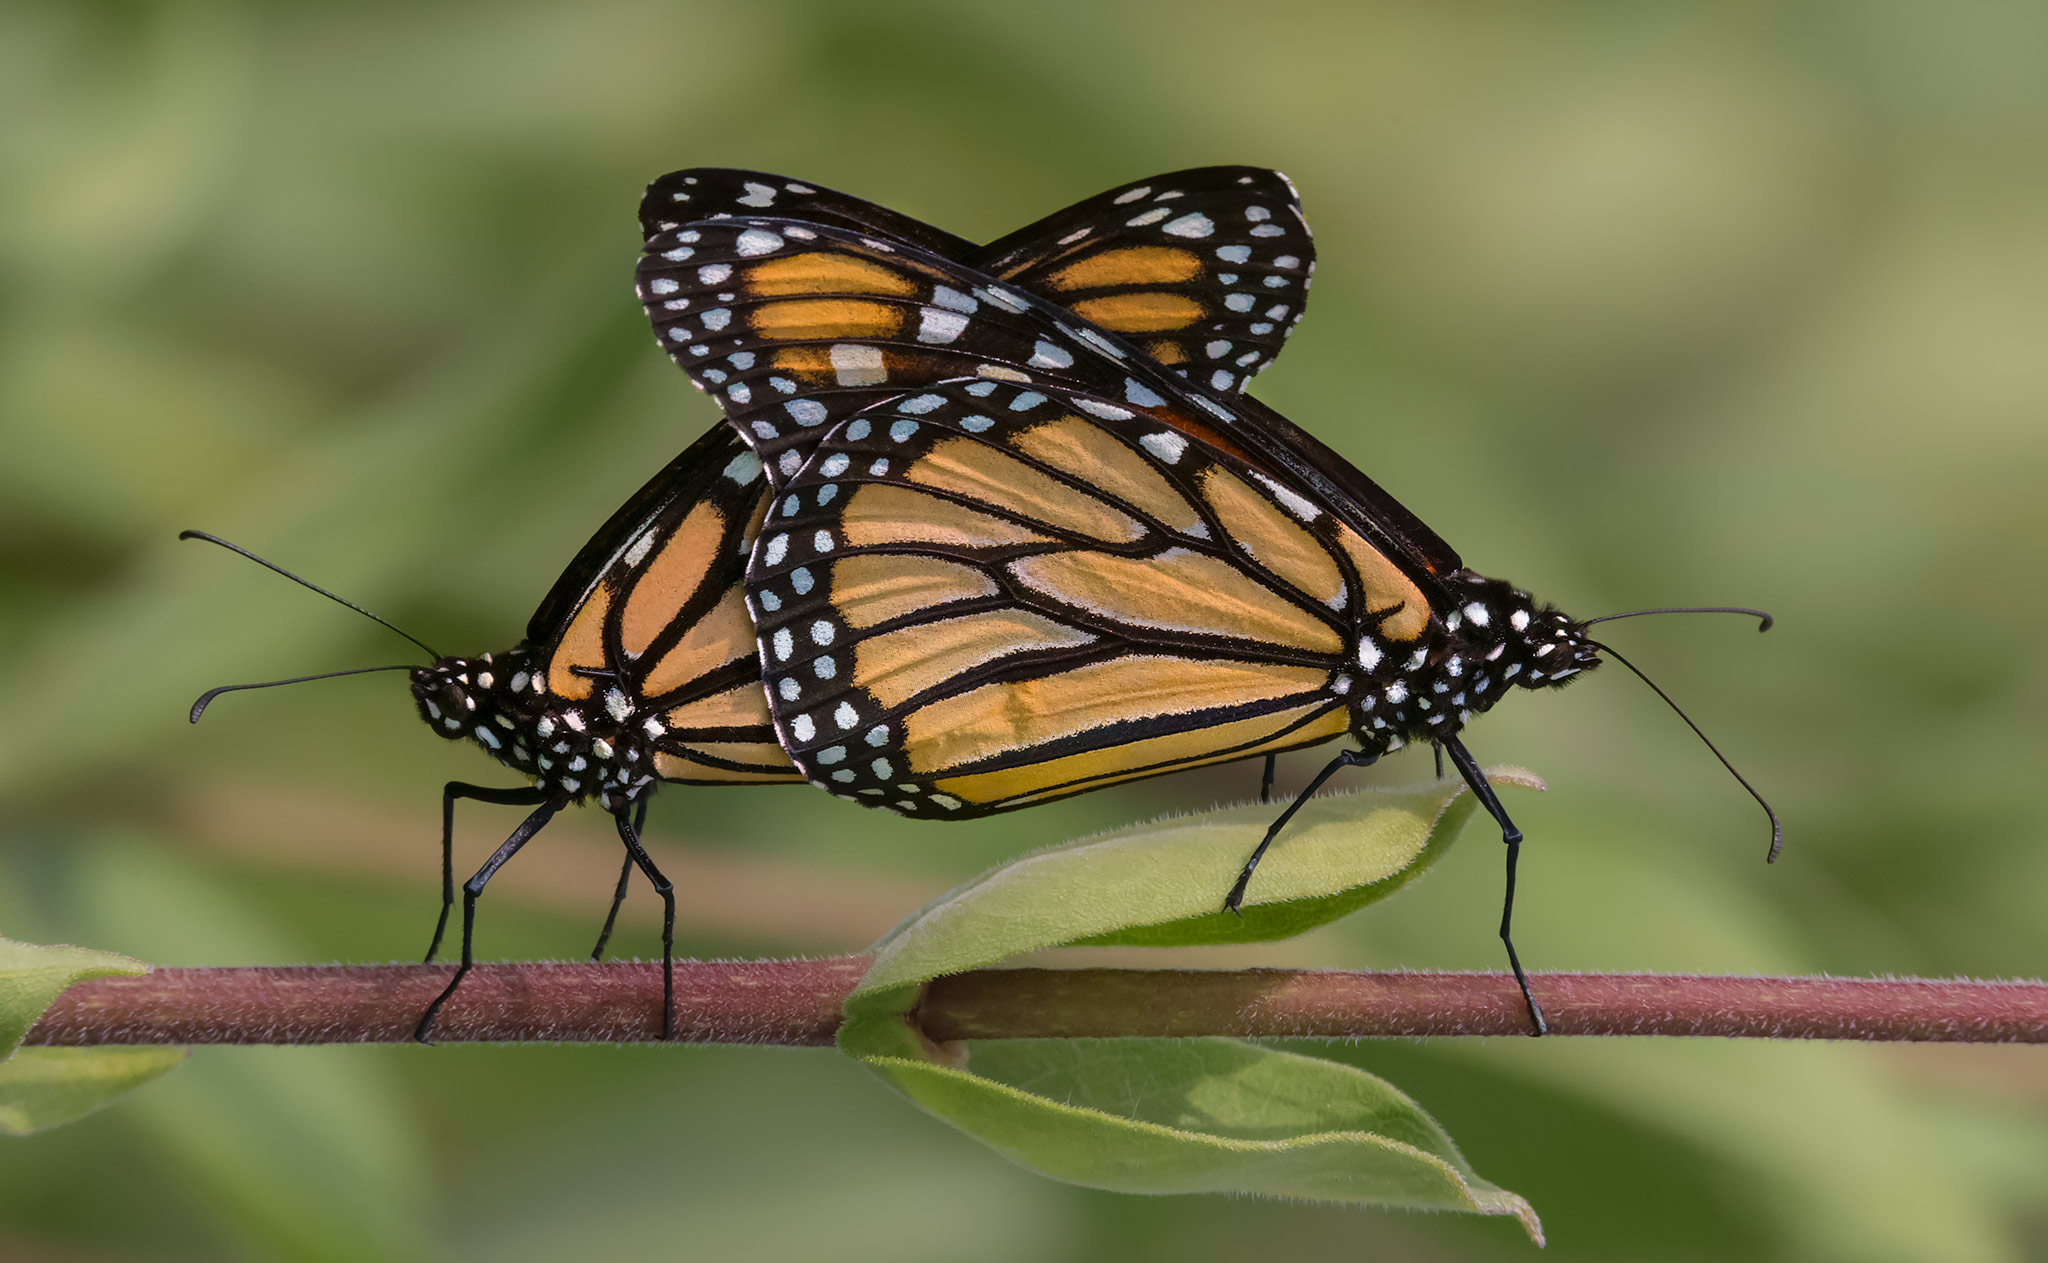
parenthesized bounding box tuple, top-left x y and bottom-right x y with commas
(415, 798, 560, 1043)
(1259, 754, 1278, 805)
(614, 808, 676, 1041)
(1226, 748, 1378, 913)
(590, 797, 649, 961)
(1441, 736, 1548, 1036)
(1433, 741, 1444, 780)
(426, 783, 548, 963)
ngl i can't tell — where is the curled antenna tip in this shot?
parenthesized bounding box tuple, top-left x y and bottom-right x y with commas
(189, 685, 228, 724)
(1582, 605, 1774, 633)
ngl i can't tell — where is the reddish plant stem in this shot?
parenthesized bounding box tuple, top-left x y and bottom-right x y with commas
(22, 962, 2048, 1047)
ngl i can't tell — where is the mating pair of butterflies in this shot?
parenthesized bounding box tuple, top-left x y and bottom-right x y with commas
(373, 164, 1631, 1039)
(422, 166, 1598, 813)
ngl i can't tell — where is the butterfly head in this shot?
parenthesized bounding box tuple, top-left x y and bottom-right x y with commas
(410, 651, 659, 809)
(413, 653, 525, 742)
(1439, 572, 1601, 693)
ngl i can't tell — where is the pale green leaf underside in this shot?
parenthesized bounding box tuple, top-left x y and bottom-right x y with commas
(0, 1046, 189, 1135)
(841, 773, 1544, 1237)
(0, 936, 181, 1136)
(864, 1040, 1540, 1242)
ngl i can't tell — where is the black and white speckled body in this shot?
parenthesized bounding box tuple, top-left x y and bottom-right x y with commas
(1342, 571, 1600, 757)
(411, 649, 663, 811)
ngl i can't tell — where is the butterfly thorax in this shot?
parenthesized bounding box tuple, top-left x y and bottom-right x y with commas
(1345, 571, 1599, 754)
(410, 650, 659, 810)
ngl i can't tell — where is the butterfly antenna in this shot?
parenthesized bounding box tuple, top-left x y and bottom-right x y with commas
(1583, 606, 1774, 632)
(179, 529, 441, 660)
(189, 665, 419, 723)
(1586, 638, 1782, 863)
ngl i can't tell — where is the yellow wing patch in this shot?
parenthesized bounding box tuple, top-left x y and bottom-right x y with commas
(1335, 531, 1432, 641)
(839, 483, 1056, 551)
(831, 554, 998, 630)
(1199, 466, 1343, 606)
(1069, 292, 1204, 333)
(548, 584, 610, 700)
(619, 500, 723, 658)
(899, 654, 1333, 777)
(906, 437, 1145, 543)
(640, 584, 755, 699)
(664, 678, 777, 731)
(749, 299, 904, 342)
(934, 702, 1349, 807)
(856, 609, 1096, 710)
(1005, 548, 1343, 655)
(652, 750, 801, 783)
(1047, 245, 1203, 291)
(1007, 415, 1203, 534)
(746, 252, 921, 298)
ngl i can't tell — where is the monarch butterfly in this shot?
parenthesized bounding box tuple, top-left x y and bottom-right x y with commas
(189, 168, 1328, 1041)
(641, 175, 1780, 1034)
(636, 166, 1316, 493)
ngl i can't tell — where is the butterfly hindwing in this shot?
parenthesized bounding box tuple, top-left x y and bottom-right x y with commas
(527, 423, 802, 786)
(743, 379, 1439, 817)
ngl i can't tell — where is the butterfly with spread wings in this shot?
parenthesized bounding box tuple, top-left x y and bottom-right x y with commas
(637, 166, 1318, 490)
(638, 173, 1778, 1035)
(195, 167, 1327, 1042)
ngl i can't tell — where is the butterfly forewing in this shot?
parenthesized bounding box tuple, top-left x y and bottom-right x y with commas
(744, 379, 1441, 817)
(527, 423, 803, 786)
(971, 166, 1315, 387)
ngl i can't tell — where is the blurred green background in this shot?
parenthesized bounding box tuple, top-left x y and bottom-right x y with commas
(4, 0, 2047, 1258)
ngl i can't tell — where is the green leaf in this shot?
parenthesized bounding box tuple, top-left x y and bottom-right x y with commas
(840, 773, 1543, 1236)
(0, 1046, 188, 1136)
(855, 769, 1543, 1011)
(0, 935, 181, 1135)
(863, 1039, 1541, 1240)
